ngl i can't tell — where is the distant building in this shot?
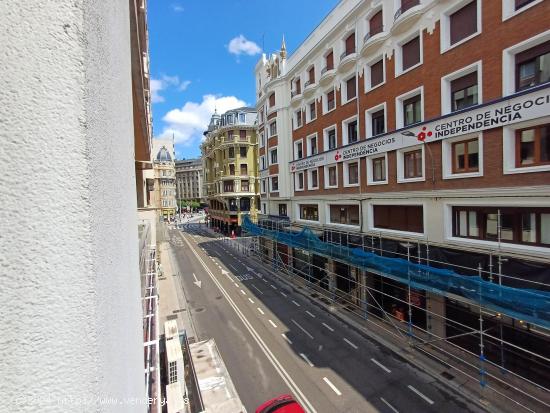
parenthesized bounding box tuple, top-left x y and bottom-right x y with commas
(201, 107, 259, 235)
(175, 158, 203, 205)
(153, 140, 177, 220)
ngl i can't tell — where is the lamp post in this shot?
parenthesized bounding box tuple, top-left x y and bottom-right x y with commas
(401, 131, 435, 184)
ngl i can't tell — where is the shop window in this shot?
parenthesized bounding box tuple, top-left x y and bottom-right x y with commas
(373, 204, 424, 233)
(279, 203, 287, 217)
(300, 205, 319, 221)
(330, 205, 360, 225)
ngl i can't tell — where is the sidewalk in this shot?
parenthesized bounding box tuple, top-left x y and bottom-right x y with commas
(213, 228, 549, 413)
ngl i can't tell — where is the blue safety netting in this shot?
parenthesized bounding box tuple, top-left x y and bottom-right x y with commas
(242, 216, 550, 329)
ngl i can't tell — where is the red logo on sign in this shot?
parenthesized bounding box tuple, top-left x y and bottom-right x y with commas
(334, 151, 341, 161)
(417, 126, 433, 142)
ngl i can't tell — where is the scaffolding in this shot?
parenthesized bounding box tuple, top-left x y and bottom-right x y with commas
(241, 214, 550, 411)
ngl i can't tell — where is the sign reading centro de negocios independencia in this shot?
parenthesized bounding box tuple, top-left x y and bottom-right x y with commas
(289, 86, 550, 173)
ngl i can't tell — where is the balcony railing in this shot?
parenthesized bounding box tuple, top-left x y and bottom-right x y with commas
(291, 89, 302, 98)
(321, 66, 334, 74)
(394, 0, 420, 20)
(364, 25, 384, 42)
(340, 49, 356, 60)
(304, 80, 314, 87)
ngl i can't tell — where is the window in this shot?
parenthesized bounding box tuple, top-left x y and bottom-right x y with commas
(330, 205, 360, 226)
(371, 109, 385, 136)
(241, 180, 249, 192)
(295, 141, 303, 160)
(261, 179, 266, 193)
(269, 93, 275, 107)
(326, 165, 338, 187)
(269, 121, 277, 137)
(228, 147, 235, 158)
(516, 124, 550, 167)
(224, 181, 234, 192)
(270, 149, 278, 165)
(344, 32, 356, 57)
(325, 51, 334, 71)
(169, 361, 178, 384)
(296, 172, 304, 190)
(373, 204, 424, 233)
(309, 169, 319, 189)
(452, 138, 479, 173)
(240, 163, 248, 175)
(300, 205, 319, 221)
(399, 0, 420, 14)
(229, 164, 235, 175)
(516, 0, 538, 10)
(370, 59, 384, 89)
(346, 162, 359, 185)
(240, 146, 247, 157)
(227, 131, 234, 141)
(240, 130, 247, 140)
(239, 113, 246, 123)
(294, 78, 301, 95)
(402, 35, 420, 71)
(404, 149, 423, 179)
(451, 72, 478, 112)
(307, 66, 315, 85)
(452, 206, 550, 246)
(279, 204, 288, 217)
(372, 156, 386, 182)
(260, 155, 266, 170)
(516, 41, 550, 91)
(271, 176, 279, 191)
(403, 94, 422, 126)
(343, 118, 358, 144)
(325, 127, 337, 150)
(262, 203, 267, 214)
(449, 1, 478, 46)
(308, 134, 318, 156)
(345, 76, 357, 101)
(308, 101, 316, 122)
(368, 10, 383, 38)
(325, 89, 335, 112)
(295, 110, 303, 128)
(259, 132, 265, 148)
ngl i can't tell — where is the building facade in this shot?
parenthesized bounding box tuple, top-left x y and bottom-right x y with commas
(175, 158, 203, 205)
(153, 139, 177, 220)
(254, 0, 550, 406)
(201, 108, 259, 235)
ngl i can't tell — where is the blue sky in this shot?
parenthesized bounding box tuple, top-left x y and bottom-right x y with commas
(148, 0, 340, 159)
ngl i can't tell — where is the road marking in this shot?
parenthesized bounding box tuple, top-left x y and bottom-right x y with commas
(343, 338, 358, 349)
(371, 358, 391, 373)
(323, 377, 342, 396)
(268, 320, 277, 328)
(257, 308, 265, 315)
(300, 353, 314, 367)
(270, 284, 277, 290)
(281, 333, 292, 345)
(291, 319, 314, 340)
(292, 300, 301, 307)
(248, 298, 255, 304)
(179, 233, 318, 413)
(234, 283, 239, 287)
(251, 285, 264, 295)
(322, 323, 334, 332)
(280, 292, 287, 297)
(380, 397, 399, 413)
(229, 264, 238, 272)
(240, 289, 246, 295)
(407, 385, 434, 405)
(305, 310, 315, 318)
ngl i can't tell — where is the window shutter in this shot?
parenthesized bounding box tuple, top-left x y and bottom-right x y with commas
(326, 51, 334, 68)
(346, 76, 356, 99)
(515, 40, 550, 64)
(450, 0, 477, 45)
(369, 11, 383, 34)
(450, 72, 477, 93)
(370, 60, 384, 86)
(402, 36, 420, 70)
(345, 33, 355, 53)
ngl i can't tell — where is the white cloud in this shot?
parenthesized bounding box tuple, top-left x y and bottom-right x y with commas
(150, 74, 191, 103)
(228, 35, 262, 56)
(158, 94, 247, 146)
(172, 4, 184, 12)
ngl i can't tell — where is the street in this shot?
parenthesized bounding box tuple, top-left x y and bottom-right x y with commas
(169, 223, 483, 413)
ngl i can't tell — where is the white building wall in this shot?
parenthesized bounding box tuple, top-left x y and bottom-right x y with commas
(0, 1, 145, 411)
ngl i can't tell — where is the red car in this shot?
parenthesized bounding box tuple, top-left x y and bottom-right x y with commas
(255, 394, 306, 413)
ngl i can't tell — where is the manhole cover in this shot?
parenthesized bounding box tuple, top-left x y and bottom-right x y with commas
(441, 371, 455, 380)
(215, 296, 223, 300)
(166, 315, 177, 320)
(194, 307, 205, 313)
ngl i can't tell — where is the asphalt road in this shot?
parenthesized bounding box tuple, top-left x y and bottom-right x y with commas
(169, 224, 483, 413)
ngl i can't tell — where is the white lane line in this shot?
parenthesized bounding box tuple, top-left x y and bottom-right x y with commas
(179, 233, 318, 413)
(270, 284, 278, 290)
(380, 397, 399, 413)
(281, 333, 293, 345)
(291, 319, 314, 340)
(299, 353, 314, 367)
(240, 289, 246, 295)
(371, 358, 391, 373)
(234, 283, 239, 287)
(343, 338, 358, 349)
(257, 308, 265, 315)
(251, 285, 264, 295)
(280, 292, 287, 298)
(229, 264, 238, 272)
(322, 323, 334, 332)
(292, 300, 301, 307)
(407, 385, 435, 405)
(323, 377, 342, 396)
(248, 298, 255, 304)
(305, 310, 315, 318)
(268, 320, 278, 328)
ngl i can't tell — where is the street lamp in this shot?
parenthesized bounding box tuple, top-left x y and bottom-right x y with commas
(401, 130, 435, 184)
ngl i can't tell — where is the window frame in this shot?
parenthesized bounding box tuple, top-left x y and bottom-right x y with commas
(440, 0, 482, 54)
(395, 31, 423, 77)
(442, 133, 484, 179)
(269, 120, 278, 137)
(324, 164, 339, 188)
(395, 86, 424, 129)
(323, 87, 336, 114)
(323, 124, 338, 151)
(308, 168, 319, 190)
(306, 133, 319, 157)
(502, 0, 544, 21)
(367, 153, 388, 185)
(342, 115, 359, 145)
(295, 171, 305, 191)
(270, 175, 279, 192)
(397, 144, 425, 183)
(294, 139, 304, 160)
(503, 117, 550, 174)
(269, 148, 278, 165)
(306, 99, 317, 123)
(368, 201, 426, 236)
(298, 204, 320, 222)
(365, 102, 387, 139)
(441, 61, 482, 115)
(343, 74, 357, 103)
(327, 203, 361, 227)
(343, 160, 360, 187)
(515, 123, 550, 167)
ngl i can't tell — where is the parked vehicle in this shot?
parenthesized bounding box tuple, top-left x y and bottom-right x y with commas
(255, 394, 305, 413)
